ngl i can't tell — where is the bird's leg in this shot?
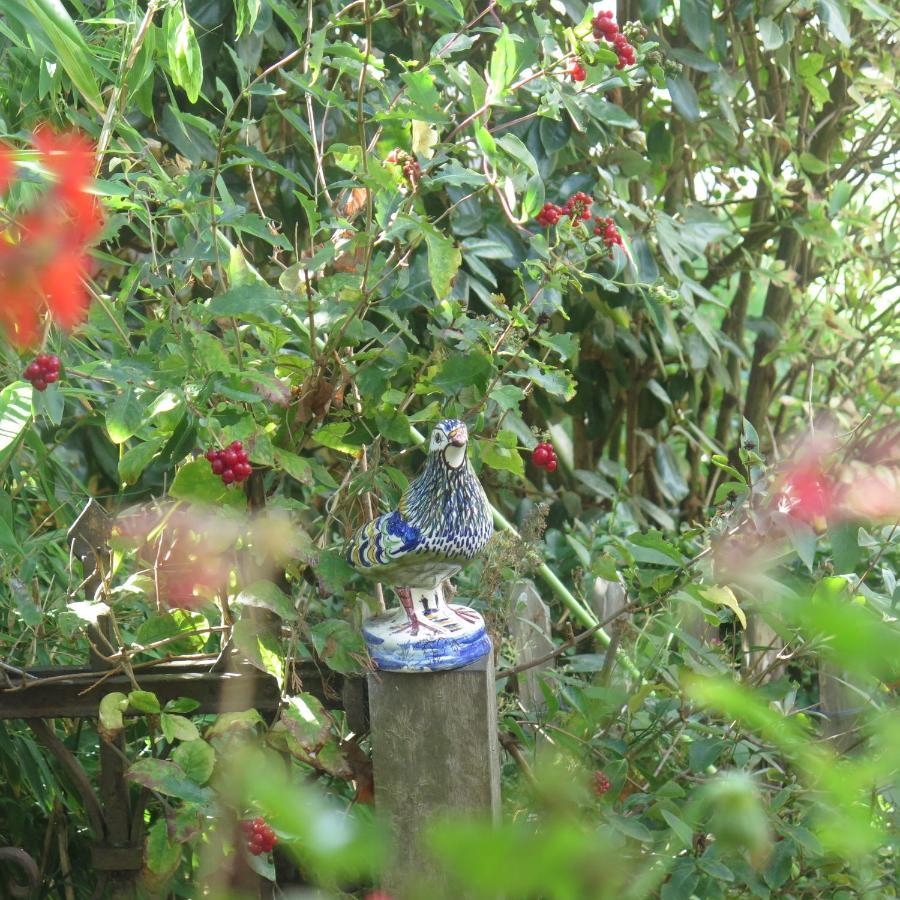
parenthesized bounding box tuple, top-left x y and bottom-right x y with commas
(442, 583, 480, 623)
(391, 587, 440, 635)
(449, 604, 481, 624)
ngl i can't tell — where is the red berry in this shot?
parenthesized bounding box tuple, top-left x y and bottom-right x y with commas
(222, 449, 237, 466)
(222, 469, 235, 484)
(35, 354, 49, 366)
(545, 458, 558, 473)
(33, 378, 47, 392)
(24, 363, 40, 380)
(205, 449, 217, 461)
(569, 61, 586, 82)
(593, 771, 611, 795)
(235, 450, 248, 464)
(253, 817, 266, 828)
(230, 440, 243, 451)
(533, 445, 551, 467)
(236, 463, 252, 479)
(45, 371, 59, 383)
(46, 355, 60, 371)
(211, 458, 225, 475)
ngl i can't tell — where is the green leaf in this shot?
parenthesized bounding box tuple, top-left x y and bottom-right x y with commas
(311, 422, 362, 457)
(756, 16, 784, 49)
(172, 738, 216, 784)
(274, 449, 313, 485)
(105, 387, 143, 444)
(127, 690, 161, 713)
(667, 74, 700, 121)
(281, 693, 332, 751)
(165, 3, 204, 103)
(310, 619, 367, 675)
(235, 0, 261, 35)
(12, 0, 104, 112)
(681, 0, 713, 49)
(233, 618, 284, 686)
(479, 440, 524, 476)
(119, 438, 165, 485)
(170, 459, 247, 508)
(433, 351, 494, 394)
(627, 531, 685, 566)
(99, 692, 128, 737)
(0, 383, 32, 460)
(374, 406, 412, 444)
(235, 580, 297, 621)
(828, 519, 860, 573)
(496, 134, 539, 176)
(798, 151, 829, 174)
(160, 712, 200, 742)
(816, 0, 851, 44)
(204, 285, 285, 323)
(145, 820, 182, 883)
(127, 758, 212, 803)
(424, 231, 462, 300)
(488, 27, 517, 95)
(783, 517, 817, 572)
(697, 584, 747, 629)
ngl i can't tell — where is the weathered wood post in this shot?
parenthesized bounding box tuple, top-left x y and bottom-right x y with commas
(367, 651, 501, 897)
(508, 579, 554, 713)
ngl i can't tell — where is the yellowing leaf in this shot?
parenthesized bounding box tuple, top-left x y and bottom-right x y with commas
(698, 585, 746, 629)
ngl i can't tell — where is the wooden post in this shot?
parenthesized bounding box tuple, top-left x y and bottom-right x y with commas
(508, 580, 554, 712)
(367, 651, 501, 897)
(818, 662, 863, 753)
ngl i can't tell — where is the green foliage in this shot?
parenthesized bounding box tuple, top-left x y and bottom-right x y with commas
(1, 0, 898, 897)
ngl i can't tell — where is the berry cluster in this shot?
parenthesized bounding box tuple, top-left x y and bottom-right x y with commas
(563, 191, 593, 221)
(536, 202, 562, 227)
(532, 442, 558, 473)
(240, 817, 278, 856)
(536, 192, 593, 228)
(568, 59, 587, 82)
(593, 770, 611, 796)
(23, 354, 61, 391)
(593, 215, 624, 249)
(591, 10, 637, 69)
(385, 149, 421, 186)
(204, 441, 252, 486)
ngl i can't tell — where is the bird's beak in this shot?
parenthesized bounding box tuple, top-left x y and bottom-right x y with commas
(448, 427, 467, 447)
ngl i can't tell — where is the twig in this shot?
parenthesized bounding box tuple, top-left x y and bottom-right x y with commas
(497, 602, 642, 679)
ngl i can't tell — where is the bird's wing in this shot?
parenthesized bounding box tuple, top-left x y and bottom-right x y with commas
(346, 509, 423, 572)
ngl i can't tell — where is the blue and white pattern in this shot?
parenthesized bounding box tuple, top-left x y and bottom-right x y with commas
(346, 419, 493, 589)
(346, 419, 494, 671)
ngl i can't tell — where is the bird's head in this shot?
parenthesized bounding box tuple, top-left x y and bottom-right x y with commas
(429, 419, 469, 469)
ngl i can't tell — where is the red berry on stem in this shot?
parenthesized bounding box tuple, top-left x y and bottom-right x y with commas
(222, 469, 235, 485)
(211, 458, 225, 475)
(593, 771, 611, 795)
(533, 445, 551, 467)
(545, 458, 558, 473)
(45, 371, 59, 383)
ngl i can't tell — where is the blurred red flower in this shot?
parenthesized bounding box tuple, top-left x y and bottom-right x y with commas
(0, 129, 102, 346)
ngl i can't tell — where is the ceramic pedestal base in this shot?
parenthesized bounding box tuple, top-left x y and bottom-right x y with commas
(363, 587, 491, 672)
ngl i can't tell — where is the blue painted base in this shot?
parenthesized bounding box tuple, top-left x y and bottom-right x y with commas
(363, 600, 492, 672)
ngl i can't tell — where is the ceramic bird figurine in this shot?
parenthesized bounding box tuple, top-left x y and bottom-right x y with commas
(346, 419, 494, 671)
